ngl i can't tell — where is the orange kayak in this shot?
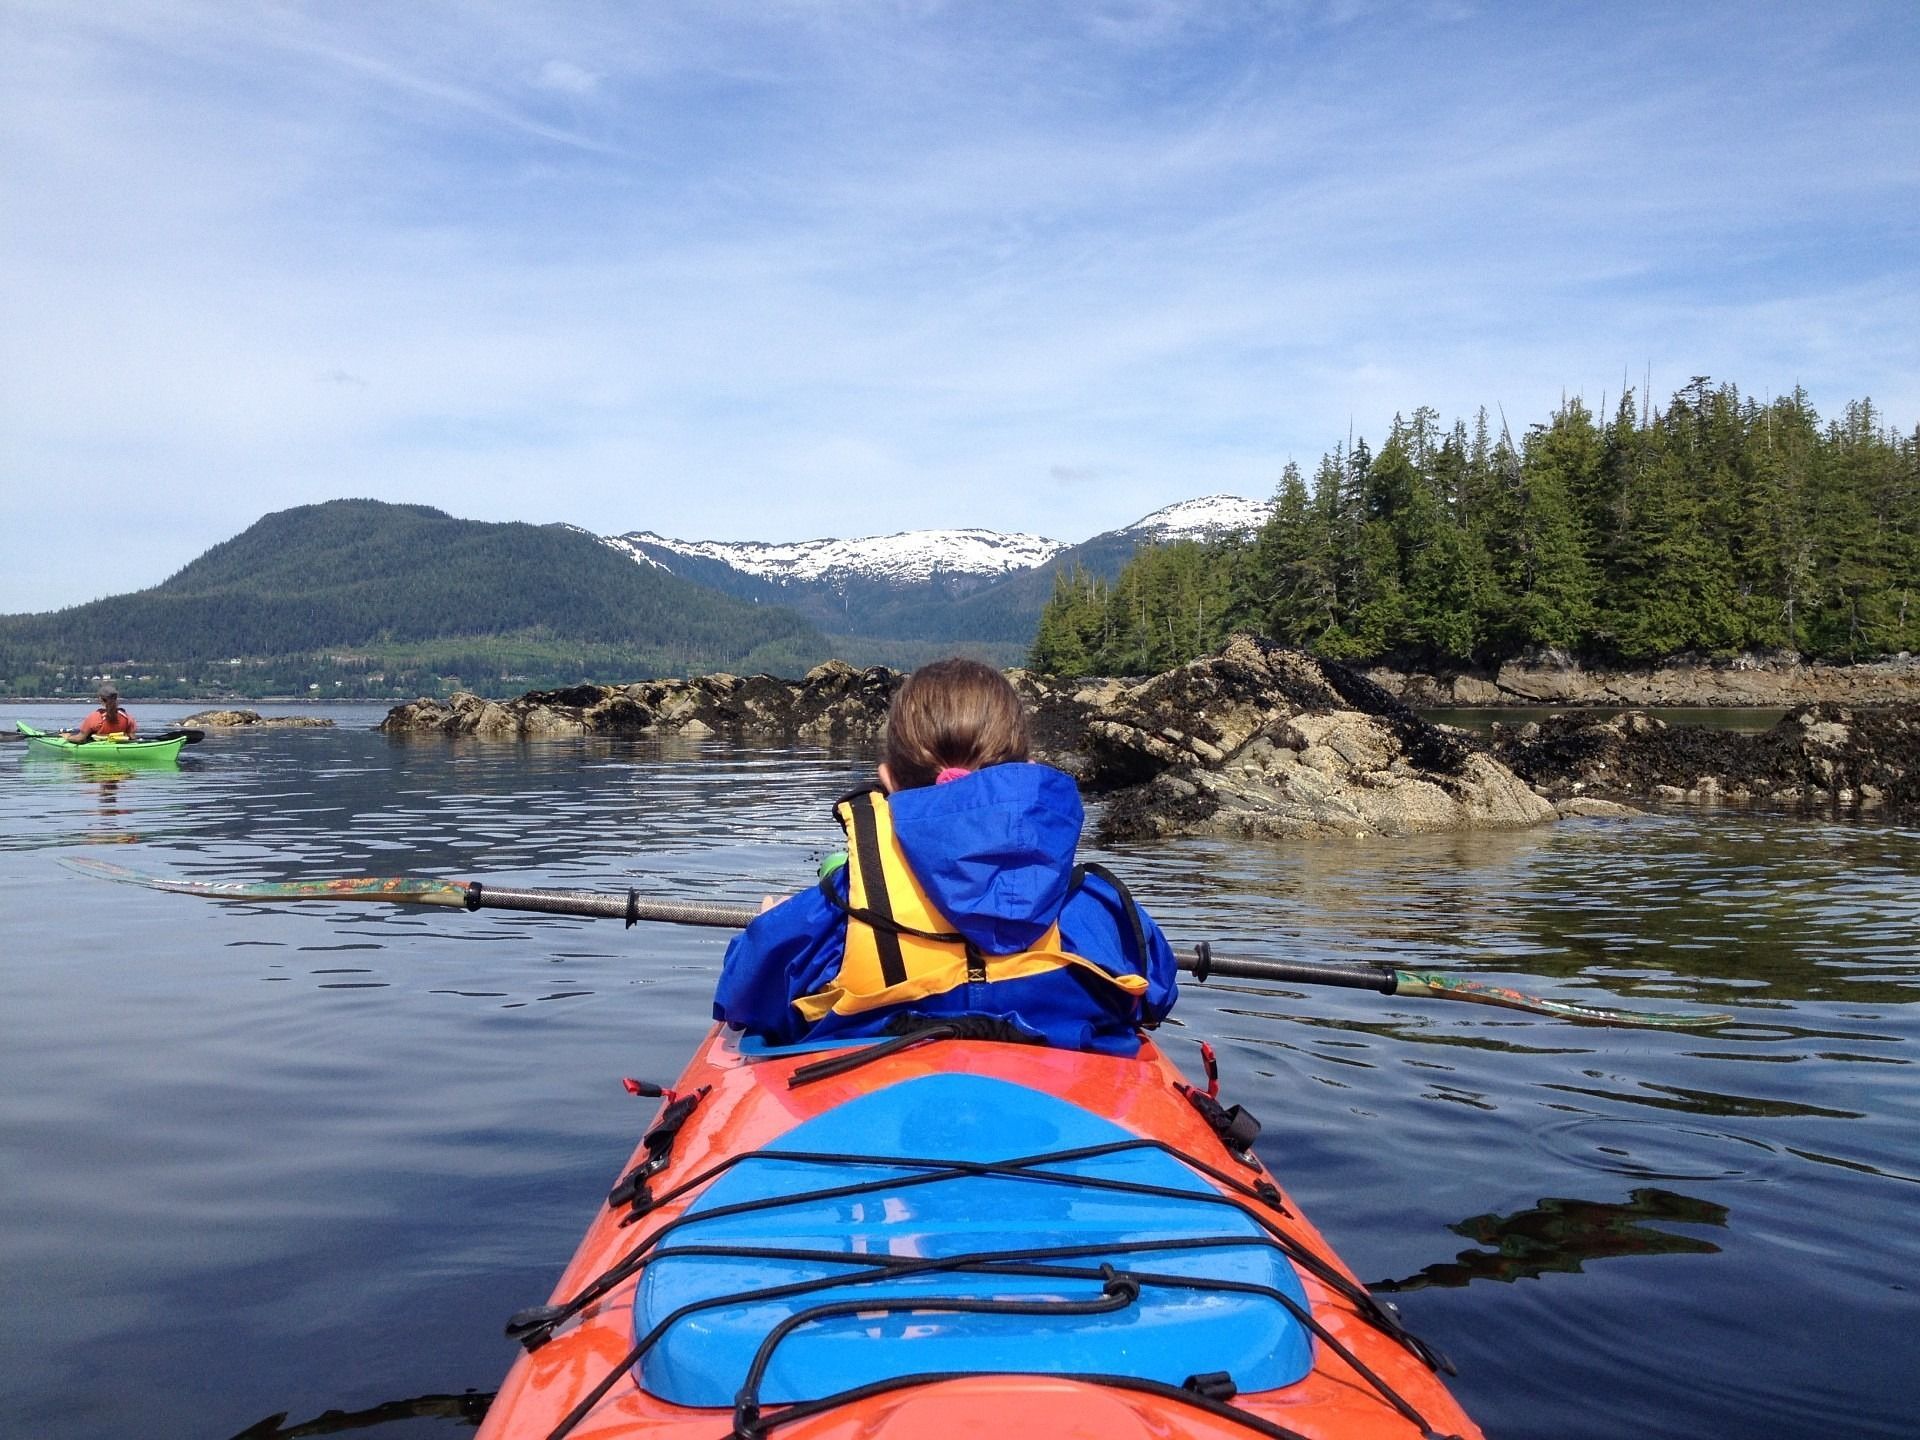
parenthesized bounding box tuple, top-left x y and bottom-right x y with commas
(476, 1024, 1484, 1440)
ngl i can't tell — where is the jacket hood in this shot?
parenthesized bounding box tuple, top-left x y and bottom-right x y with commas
(884, 762, 1083, 955)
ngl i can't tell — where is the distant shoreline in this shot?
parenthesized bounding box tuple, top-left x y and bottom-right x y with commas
(8, 695, 373, 706)
(11, 651, 1920, 711)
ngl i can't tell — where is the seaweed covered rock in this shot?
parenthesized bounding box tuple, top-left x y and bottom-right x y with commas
(1490, 703, 1919, 811)
(1367, 651, 1920, 708)
(378, 661, 901, 742)
(178, 709, 334, 728)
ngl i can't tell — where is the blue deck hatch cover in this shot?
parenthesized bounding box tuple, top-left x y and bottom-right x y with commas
(632, 1072, 1313, 1405)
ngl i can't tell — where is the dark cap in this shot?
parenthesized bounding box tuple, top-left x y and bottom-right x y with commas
(97, 683, 120, 701)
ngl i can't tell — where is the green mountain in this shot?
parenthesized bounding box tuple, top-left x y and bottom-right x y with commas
(0, 500, 834, 699)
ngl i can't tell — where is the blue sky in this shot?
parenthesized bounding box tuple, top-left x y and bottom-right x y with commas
(3, 0, 1917, 613)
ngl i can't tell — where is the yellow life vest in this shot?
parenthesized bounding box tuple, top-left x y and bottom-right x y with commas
(791, 789, 1150, 1024)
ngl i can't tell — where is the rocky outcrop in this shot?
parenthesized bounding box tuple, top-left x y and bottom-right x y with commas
(377, 644, 1919, 836)
(1046, 639, 1556, 842)
(1368, 651, 1920, 708)
(1490, 704, 1919, 811)
(378, 661, 900, 742)
(180, 709, 335, 728)
(379, 640, 1556, 842)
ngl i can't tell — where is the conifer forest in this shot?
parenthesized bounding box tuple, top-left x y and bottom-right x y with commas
(1030, 381, 1920, 677)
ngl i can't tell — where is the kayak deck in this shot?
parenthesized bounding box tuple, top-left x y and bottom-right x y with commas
(15, 722, 185, 764)
(476, 1028, 1482, 1440)
(635, 1070, 1314, 1405)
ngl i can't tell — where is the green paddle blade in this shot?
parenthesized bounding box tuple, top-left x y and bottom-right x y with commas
(1391, 969, 1732, 1028)
(64, 857, 474, 907)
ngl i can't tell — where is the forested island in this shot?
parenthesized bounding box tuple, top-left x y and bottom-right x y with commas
(0, 502, 831, 699)
(1030, 381, 1918, 679)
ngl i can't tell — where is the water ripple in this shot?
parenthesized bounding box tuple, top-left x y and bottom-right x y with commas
(3, 710, 1917, 1440)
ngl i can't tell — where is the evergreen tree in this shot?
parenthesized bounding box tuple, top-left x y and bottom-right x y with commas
(1738, 389, 1822, 652)
(1490, 401, 1597, 652)
(1028, 565, 1109, 674)
(1243, 462, 1338, 646)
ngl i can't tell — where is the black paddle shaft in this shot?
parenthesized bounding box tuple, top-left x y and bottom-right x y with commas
(470, 885, 761, 929)
(1182, 951, 1398, 992)
(469, 883, 1400, 994)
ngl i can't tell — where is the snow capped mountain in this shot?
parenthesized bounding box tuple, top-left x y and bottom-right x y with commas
(610, 527, 1069, 588)
(589, 491, 1276, 658)
(591, 494, 1276, 660)
(605, 494, 1270, 591)
(1119, 493, 1274, 540)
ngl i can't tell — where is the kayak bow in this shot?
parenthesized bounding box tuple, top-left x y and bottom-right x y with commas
(474, 1024, 1485, 1440)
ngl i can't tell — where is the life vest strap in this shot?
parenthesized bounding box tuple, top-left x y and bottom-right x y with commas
(842, 787, 912, 988)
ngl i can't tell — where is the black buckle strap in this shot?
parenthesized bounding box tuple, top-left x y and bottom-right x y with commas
(1184, 1087, 1262, 1166)
(608, 1087, 710, 1215)
(502, 1302, 566, 1349)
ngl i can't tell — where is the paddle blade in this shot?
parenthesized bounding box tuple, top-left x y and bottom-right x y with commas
(1391, 969, 1731, 1028)
(10, 724, 90, 744)
(65, 857, 475, 908)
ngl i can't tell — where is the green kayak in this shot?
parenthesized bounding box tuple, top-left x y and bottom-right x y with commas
(15, 722, 188, 764)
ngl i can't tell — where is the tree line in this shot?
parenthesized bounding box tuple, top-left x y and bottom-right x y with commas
(1031, 380, 1919, 676)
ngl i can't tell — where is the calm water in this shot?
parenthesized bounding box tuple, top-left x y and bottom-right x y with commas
(2, 703, 1917, 1439)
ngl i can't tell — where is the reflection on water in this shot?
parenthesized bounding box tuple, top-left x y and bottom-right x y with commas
(1372, 1187, 1728, 1293)
(2, 708, 1917, 1440)
(6, 757, 182, 850)
(1542, 1076, 1864, 1121)
(230, 1392, 492, 1438)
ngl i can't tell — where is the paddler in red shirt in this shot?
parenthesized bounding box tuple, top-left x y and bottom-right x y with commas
(73, 684, 138, 741)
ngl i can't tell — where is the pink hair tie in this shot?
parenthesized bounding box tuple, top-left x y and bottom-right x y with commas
(935, 766, 973, 785)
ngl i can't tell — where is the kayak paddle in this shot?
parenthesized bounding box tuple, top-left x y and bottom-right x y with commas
(65, 858, 1733, 1029)
(6, 726, 204, 745)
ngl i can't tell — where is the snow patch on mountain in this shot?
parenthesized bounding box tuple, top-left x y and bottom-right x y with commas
(598, 534, 672, 571)
(615, 528, 1068, 586)
(1121, 494, 1273, 539)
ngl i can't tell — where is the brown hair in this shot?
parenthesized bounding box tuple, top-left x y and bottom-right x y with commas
(882, 658, 1030, 791)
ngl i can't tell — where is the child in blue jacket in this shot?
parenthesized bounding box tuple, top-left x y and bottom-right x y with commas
(713, 658, 1179, 1054)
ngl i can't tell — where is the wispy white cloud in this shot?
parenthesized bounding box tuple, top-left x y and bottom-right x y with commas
(1, 0, 1916, 611)
(535, 59, 600, 96)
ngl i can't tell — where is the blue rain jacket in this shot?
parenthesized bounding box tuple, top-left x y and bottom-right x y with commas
(713, 763, 1179, 1055)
